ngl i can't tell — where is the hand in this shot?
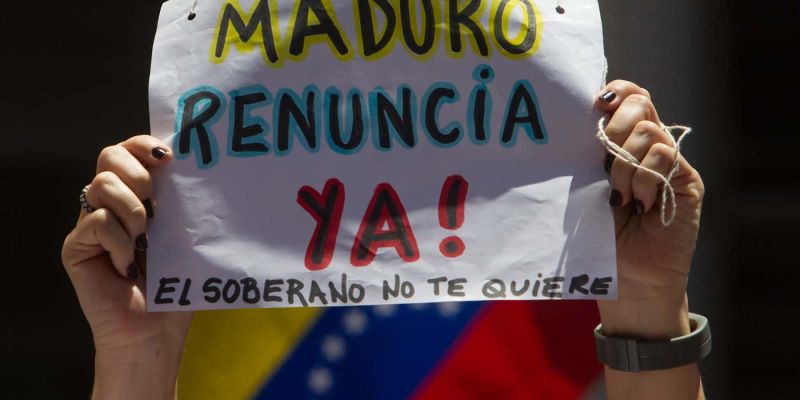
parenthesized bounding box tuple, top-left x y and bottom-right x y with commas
(595, 81, 705, 399)
(61, 135, 192, 400)
(595, 80, 704, 338)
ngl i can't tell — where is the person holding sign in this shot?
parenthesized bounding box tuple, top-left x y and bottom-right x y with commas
(62, 80, 706, 399)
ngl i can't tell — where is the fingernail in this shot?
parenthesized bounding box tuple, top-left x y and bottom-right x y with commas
(604, 154, 615, 173)
(609, 190, 622, 207)
(127, 263, 139, 281)
(634, 199, 645, 216)
(152, 147, 168, 159)
(135, 234, 148, 250)
(600, 90, 616, 103)
(143, 199, 154, 219)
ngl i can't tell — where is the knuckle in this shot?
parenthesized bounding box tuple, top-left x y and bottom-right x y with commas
(608, 79, 633, 89)
(649, 142, 675, 163)
(626, 94, 652, 109)
(97, 145, 124, 168)
(92, 170, 119, 189)
(88, 208, 112, 225)
(604, 124, 622, 139)
(634, 120, 661, 134)
(694, 176, 706, 200)
(129, 204, 148, 223)
(639, 88, 652, 99)
(128, 168, 152, 189)
(61, 233, 76, 268)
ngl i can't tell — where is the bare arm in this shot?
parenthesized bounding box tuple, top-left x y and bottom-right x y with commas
(62, 136, 193, 400)
(595, 80, 706, 400)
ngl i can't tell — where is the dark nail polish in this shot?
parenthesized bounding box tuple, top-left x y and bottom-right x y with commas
(634, 199, 645, 216)
(600, 90, 616, 103)
(135, 234, 148, 250)
(604, 154, 615, 173)
(152, 147, 168, 159)
(609, 190, 622, 207)
(143, 199, 154, 219)
(127, 263, 139, 281)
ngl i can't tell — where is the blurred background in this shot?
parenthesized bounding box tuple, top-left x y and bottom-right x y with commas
(1, 0, 797, 398)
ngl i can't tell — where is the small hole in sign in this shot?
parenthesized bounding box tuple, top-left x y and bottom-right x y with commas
(556, 6, 565, 14)
(188, 12, 197, 20)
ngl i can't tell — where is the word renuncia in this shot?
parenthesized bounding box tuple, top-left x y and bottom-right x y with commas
(211, 0, 544, 66)
(174, 65, 548, 168)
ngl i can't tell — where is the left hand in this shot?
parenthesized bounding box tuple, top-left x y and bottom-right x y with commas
(595, 80, 704, 340)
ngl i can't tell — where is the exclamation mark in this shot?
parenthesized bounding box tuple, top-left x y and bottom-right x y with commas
(438, 175, 468, 258)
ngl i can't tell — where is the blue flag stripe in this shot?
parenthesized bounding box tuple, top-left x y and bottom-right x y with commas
(256, 302, 484, 399)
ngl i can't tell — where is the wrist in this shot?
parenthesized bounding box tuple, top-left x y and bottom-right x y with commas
(598, 292, 691, 341)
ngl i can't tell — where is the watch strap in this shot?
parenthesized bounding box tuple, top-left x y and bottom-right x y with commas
(594, 312, 712, 372)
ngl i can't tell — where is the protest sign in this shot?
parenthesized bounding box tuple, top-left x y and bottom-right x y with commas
(147, 0, 616, 311)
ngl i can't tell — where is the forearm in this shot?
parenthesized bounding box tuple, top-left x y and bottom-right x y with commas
(603, 364, 703, 400)
(598, 294, 705, 400)
(92, 337, 185, 400)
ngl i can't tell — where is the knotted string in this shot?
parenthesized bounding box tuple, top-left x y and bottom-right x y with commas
(596, 116, 692, 226)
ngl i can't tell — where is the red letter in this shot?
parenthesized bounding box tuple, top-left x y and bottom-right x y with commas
(351, 183, 419, 266)
(297, 178, 345, 270)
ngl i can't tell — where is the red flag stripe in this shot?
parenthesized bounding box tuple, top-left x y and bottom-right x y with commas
(412, 301, 602, 400)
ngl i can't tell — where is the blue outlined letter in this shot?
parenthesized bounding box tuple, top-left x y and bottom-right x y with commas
(421, 82, 463, 147)
(228, 85, 273, 158)
(369, 85, 417, 151)
(174, 86, 226, 169)
(500, 79, 547, 147)
(325, 87, 368, 154)
(275, 86, 321, 156)
(468, 64, 494, 144)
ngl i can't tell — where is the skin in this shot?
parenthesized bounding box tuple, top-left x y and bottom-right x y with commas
(61, 80, 704, 400)
(597, 80, 705, 400)
(61, 137, 192, 399)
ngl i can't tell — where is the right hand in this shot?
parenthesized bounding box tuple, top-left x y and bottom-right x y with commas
(61, 135, 192, 399)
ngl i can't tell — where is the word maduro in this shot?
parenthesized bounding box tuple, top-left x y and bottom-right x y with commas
(211, 0, 543, 65)
(174, 65, 547, 168)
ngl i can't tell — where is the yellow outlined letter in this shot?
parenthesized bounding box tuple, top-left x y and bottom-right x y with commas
(489, 0, 542, 58)
(445, 0, 490, 58)
(210, 0, 282, 66)
(286, 0, 354, 62)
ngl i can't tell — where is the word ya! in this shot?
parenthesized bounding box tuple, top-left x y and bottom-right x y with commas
(174, 65, 548, 168)
(211, 0, 543, 65)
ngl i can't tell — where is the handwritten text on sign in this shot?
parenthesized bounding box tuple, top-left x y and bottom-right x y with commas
(147, 0, 616, 311)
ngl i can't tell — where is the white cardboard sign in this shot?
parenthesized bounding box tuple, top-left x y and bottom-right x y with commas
(147, 0, 616, 310)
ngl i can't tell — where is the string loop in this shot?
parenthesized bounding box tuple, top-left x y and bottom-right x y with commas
(596, 116, 692, 226)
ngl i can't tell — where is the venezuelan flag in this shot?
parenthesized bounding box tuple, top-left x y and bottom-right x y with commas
(178, 301, 602, 399)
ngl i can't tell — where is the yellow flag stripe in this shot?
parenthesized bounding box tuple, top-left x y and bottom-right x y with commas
(177, 308, 322, 399)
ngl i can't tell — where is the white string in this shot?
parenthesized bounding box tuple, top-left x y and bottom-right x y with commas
(596, 116, 692, 226)
(188, 0, 198, 19)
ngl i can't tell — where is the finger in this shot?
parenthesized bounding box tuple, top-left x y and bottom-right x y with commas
(631, 142, 677, 214)
(596, 80, 652, 112)
(63, 208, 134, 280)
(603, 94, 661, 147)
(96, 144, 153, 207)
(83, 171, 148, 241)
(120, 135, 174, 167)
(609, 121, 674, 207)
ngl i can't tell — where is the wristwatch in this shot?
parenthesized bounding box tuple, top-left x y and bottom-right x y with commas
(594, 312, 712, 372)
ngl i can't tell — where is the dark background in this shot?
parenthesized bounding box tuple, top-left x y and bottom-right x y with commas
(1, 0, 797, 398)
